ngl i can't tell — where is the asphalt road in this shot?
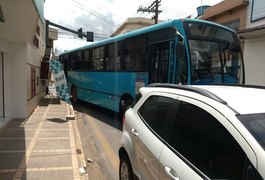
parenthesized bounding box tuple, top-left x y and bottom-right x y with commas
(74, 101, 123, 180)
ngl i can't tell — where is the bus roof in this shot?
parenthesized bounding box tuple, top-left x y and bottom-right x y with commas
(60, 18, 235, 56)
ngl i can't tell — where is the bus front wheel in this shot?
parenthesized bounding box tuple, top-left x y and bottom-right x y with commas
(71, 86, 78, 104)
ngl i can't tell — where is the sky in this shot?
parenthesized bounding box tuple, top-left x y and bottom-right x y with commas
(44, 0, 223, 52)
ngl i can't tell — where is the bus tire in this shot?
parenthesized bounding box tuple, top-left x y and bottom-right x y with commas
(71, 86, 78, 104)
(120, 98, 133, 118)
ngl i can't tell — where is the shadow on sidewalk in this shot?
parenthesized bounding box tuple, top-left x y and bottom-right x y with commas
(0, 118, 27, 179)
(38, 97, 61, 106)
(46, 118, 68, 123)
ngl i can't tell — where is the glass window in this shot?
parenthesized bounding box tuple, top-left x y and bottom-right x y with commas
(189, 39, 242, 84)
(170, 101, 246, 179)
(223, 20, 240, 32)
(177, 42, 187, 84)
(184, 21, 244, 85)
(70, 53, 75, 71)
(92, 59, 104, 70)
(186, 22, 234, 42)
(123, 37, 148, 71)
(105, 43, 121, 71)
(76, 51, 82, 70)
(84, 50, 90, 70)
(138, 96, 174, 139)
(93, 47, 104, 59)
(238, 113, 265, 150)
(149, 43, 170, 83)
(92, 47, 105, 70)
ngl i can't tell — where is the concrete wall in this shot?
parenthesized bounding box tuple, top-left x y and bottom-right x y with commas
(243, 37, 265, 86)
(201, 0, 248, 31)
(26, 19, 46, 117)
(10, 43, 27, 118)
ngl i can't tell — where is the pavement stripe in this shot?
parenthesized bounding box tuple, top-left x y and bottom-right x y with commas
(40, 129, 69, 131)
(0, 166, 73, 173)
(68, 105, 80, 180)
(32, 149, 71, 153)
(37, 137, 70, 140)
(87, 114, 119, 174)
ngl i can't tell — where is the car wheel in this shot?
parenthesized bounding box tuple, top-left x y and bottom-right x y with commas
(119, 154, 134, 180)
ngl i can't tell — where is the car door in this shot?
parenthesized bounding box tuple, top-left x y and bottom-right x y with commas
(131, 93, 177, 179)
(159, 96, 257, 180)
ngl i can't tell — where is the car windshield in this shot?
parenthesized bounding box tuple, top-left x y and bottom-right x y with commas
(238, 113, 265, 150)
(185, 22, 243, 85)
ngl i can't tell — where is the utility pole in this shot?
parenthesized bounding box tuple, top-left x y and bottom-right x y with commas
(137, 0, 162, 24)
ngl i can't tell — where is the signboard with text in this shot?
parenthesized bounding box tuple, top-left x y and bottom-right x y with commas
(50, 60, 71, 103)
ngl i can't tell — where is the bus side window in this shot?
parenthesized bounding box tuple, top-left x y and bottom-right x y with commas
(92, 47, 104, 71)
(70, 53, 75, 71)
(76, 51, 82, 71)
(83, 50, 90, 71)
(177, 42, 187, 84)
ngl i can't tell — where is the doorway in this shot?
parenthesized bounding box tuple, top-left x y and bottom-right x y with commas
(149, 42, 170, 83)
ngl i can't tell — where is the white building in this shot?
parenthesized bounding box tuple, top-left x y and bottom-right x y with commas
(0, 0, 46, 128)
(238, 0, 265, 86)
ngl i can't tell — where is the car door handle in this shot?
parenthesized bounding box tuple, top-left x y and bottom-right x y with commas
(165, 166, 179, 180)
(131, 129, 138, 137)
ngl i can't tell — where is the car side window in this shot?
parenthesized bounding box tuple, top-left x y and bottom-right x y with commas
(138, 95, 175, 141)
(170, 101, 247, 180)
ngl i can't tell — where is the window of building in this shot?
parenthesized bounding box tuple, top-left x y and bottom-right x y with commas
(223, 19, 240, 32)
(251, 0, 265, 21)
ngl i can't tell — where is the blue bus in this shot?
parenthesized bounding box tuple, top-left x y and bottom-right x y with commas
(59, 18, 244, 114)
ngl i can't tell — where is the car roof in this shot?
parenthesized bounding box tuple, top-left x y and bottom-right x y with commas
(145, 84, 265, 115)
(197, 85, 265, 115)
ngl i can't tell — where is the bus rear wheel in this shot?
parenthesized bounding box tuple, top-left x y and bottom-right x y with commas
(120, 98, 133, 118)
(71, 86, 78, 104)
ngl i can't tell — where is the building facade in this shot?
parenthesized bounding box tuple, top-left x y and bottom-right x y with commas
(238, 0, 265, 86)
(0, 0, 46, 128)
(111, 17, 158, 37)
(201, 0, 249, 32)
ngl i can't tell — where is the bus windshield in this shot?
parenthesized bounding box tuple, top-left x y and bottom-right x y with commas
(185, 22, 244, 84)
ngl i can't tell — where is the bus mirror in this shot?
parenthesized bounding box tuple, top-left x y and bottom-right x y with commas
(176, 30, 184, 41)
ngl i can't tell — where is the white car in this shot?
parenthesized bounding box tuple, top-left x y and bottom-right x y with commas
(119, 84, 265, 180)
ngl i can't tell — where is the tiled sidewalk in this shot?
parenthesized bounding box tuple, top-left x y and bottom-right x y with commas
(0, 97, 84, 180)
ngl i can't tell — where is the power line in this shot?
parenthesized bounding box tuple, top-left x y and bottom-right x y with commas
(72, 0, 119, 28)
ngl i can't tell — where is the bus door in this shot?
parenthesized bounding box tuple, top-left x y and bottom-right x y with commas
(149, 41, 172, 83)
